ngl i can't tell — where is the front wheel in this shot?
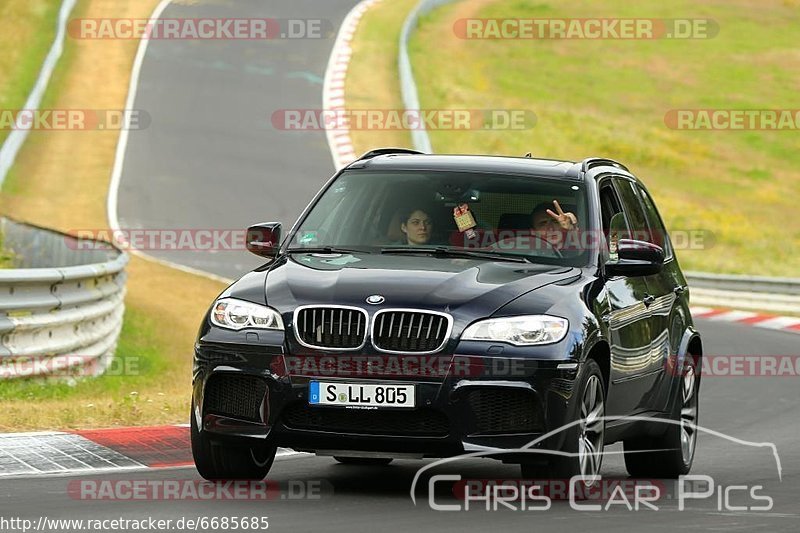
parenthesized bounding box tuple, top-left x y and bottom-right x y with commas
(522, 359, 605, 484)
(623, 355, 699, 478)
(191, 401, 277, 480)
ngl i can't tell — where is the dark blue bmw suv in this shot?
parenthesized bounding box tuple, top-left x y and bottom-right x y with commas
(191, 149, 703, 483)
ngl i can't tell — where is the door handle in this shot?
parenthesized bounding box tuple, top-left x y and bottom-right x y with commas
(643, 294, 656, 307)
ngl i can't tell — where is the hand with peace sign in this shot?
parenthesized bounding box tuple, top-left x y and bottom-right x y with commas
(546, 200, 578, 230)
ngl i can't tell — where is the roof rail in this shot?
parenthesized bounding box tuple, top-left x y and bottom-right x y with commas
(580, 157, 629, 173)
(356, 148, 425, 161)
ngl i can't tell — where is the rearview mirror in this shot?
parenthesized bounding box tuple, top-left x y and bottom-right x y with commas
(606, 239, 664, 277)
(246, 222, 281, 259)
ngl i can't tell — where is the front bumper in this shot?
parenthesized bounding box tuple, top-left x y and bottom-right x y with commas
(192, 331, 581, 458)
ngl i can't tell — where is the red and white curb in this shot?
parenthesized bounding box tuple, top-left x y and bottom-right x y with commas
(691, 306, 800, 334)
(323, 0, 383, 170)
(0, 425, 300, 478)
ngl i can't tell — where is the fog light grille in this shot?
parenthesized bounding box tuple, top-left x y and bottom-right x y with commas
(204, 374, 267, 423)
(464, 387, 542, 434)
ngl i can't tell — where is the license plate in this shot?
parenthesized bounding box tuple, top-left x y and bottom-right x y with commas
(309, 381, 415, 408)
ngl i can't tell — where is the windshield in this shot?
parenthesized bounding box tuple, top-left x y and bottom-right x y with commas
(290, 170, 592, 266)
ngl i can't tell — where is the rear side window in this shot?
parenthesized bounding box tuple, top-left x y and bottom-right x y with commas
(598, 181, 626, 234)
(615, 179, 649, 234)
(615, 179, 673, 258)
(637, 185, 674, 258)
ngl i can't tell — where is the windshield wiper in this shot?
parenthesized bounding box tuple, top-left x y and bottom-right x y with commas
(381, 246, 530, 263)
(286, 246, 371, 255)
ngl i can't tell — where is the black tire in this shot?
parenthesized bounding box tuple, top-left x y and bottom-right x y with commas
(520, 359, 605, 484)
(191, 402, 276, 481)
(623, 355, 700, 479)
(519, 463, 549, 479)
(333, 456, 393, 466)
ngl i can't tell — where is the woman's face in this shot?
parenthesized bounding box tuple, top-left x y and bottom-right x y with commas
(402, 210, 433, 245)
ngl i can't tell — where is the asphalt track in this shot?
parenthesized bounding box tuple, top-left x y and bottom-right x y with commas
(1, 319, 797, 531)
(92, 0, 798, 530)
(117, 0, 359, 280)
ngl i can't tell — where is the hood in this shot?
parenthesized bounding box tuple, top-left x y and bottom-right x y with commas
(260, 253, 578, 319)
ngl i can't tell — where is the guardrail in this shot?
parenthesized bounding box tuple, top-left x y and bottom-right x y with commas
(685, 271, 800, 296)
(0, 217, 128, 380)
(686, 272, 800, 314)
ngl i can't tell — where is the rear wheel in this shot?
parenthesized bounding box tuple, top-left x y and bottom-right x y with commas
(521, 359, 605, 485)
(334, 456, 393, 466)
(191, 401, 276, 480)
(624, 355, 699, 478)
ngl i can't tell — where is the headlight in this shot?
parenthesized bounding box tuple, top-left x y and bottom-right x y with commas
(210, 298, 284, 331)
(462, 315, 568, 346)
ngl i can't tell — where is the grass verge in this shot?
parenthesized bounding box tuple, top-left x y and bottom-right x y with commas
(0, 0, 226, 431)
(351, 0, 800, 276)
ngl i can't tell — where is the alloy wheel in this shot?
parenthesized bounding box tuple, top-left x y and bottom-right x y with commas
(680, 362, 698, 464)
(578, 374, 605, 484)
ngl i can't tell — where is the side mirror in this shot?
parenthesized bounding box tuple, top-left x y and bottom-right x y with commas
(606, 239, 665, 277)
(246, 222, 281, 259)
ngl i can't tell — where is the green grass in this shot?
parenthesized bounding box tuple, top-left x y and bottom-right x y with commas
(409, 0, 800, 276)
(0, 0, 62, 148)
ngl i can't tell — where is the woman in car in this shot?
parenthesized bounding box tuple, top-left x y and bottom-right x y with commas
(400, 208, 434, 246)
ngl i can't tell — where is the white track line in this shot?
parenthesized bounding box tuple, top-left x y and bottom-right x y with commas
(106, 0, 233, 285)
